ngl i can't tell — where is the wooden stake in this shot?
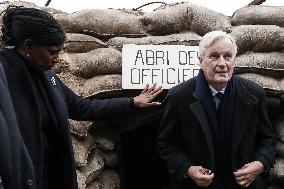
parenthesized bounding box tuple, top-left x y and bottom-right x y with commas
(45, 0, 51, 6)
(247, 0, 266, 6)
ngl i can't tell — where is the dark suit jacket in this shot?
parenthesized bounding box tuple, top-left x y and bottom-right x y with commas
(156, 76, 275, 189)
(0, 48, 133, 189)
(0, 63, 35, 189)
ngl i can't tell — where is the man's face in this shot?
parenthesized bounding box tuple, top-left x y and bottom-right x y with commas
(199, 38, 235, 89)
(28, 43, 64, 73)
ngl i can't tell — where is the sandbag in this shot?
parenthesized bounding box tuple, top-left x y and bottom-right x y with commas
(83, 149, 105, 185)
(231, 5, 284, 27)
(82, 74, 122, 97)
(66, 48, 121, 79)
(276, 141, 284, 158)
(52, 52, 69, 74)
(69, 119, 93, 139)
(141, 2, 231, 36)
(188, 3, 231, 36)
(72, 135, 95, 168)
(103, 152, 119, 168)
(57, 72, 85, 96)
(41, 6, 65, 15)
(269, 158, 284, 184)
(54, 9, 146, 38)
(99, 170, 120, 189)
(238, 73, 283, 97)
(58, 73, 122, 98)
(141, 3, 190, 36)
(65, 33, 107, 53)
(229, 25, 284, 54)
(93, 136, 115, 152)
(86, 181, 100, 189)
(234, 52, 284, 78)
(76, 170, 87, 189)
(107, 32, 201, 48)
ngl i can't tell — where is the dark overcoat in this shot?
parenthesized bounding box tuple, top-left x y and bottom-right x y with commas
(0, 63, 35, 189)
(156, 76, 275, 189)
(0, 48, 132, 189)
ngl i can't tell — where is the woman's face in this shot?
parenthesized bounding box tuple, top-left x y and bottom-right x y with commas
(26, 43, 64, 73)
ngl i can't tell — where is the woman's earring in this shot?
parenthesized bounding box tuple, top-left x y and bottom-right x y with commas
(26, 54, 30, 57)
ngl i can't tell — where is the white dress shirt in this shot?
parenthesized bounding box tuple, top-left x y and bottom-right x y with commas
(209, 85, 226, 109)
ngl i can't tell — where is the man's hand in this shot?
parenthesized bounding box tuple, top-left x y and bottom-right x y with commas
(133, 83, 163, 108)
(234, 161, 264, 188)
(187, 166, 214, 187)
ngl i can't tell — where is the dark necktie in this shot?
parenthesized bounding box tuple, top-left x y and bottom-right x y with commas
(216, 92, 225, 157)
(216, 92, 224, 111)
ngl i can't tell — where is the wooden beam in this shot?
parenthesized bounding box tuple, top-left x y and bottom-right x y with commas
(45, 0, 51, 6)
(247, 0, 266, 6)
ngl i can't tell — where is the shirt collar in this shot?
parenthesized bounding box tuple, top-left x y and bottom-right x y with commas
(209, 84, 226, 96)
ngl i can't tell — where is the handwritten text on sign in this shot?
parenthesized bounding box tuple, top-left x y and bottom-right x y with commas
(122, 44, 200, 89)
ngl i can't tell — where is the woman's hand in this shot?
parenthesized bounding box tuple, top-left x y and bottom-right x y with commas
(133, 83, 163, 108)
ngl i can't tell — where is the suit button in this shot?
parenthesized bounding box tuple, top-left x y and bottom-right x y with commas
(27, 179, 33, 186)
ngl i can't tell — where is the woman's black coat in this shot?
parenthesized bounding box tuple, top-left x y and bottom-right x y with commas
(0, 63, 35, 189)
(0, 48, 132, 189)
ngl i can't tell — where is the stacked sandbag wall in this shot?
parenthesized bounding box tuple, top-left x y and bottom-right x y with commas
(70, 120, 120, 189)
(230, 5, 283, 189)
(50, 5, 220, 187)
(52, 3, 284, 188)
(0, 1, 283, 189)
(55, 4, 284, 189)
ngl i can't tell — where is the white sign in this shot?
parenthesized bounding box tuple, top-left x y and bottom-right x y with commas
(122, 44, 200, 89)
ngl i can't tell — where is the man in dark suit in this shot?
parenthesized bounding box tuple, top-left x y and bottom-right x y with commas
(157, 31, 275, 189)
(0, 63, 35, 189)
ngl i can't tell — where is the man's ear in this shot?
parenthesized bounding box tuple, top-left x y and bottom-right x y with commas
(198, 57, 203, 68)
(23, 39, 33, 55)
(232, 56, 236, 68)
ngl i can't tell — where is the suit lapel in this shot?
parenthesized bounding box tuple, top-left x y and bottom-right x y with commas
(189, 98, 215, 167)
(187, 71, 218, 167)
(231, 78, 259, 168)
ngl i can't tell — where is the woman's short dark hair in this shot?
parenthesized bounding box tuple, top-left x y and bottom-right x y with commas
(1, 7, 65, 46)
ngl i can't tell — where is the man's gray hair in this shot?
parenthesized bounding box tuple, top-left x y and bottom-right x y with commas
(198, 31, 238, 59)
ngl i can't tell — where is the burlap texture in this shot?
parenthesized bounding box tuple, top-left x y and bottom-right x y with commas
(234, 52, 284, 78)
(65, 33, 107, 53)
(66, 48, 121, 79)
(238, 73, 283, 97)
(141, 2, 231, 36)
(54, 9, 146, 38)
(107, 32, 201, 48)
(231, 5, 284, 27)
(229, 25, 284, 54)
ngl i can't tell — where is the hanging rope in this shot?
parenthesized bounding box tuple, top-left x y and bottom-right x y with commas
(133, 2, 167, 11)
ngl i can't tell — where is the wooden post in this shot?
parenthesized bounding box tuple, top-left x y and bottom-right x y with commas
(45, 0, 51, 6)
(247, 0, 266, 6)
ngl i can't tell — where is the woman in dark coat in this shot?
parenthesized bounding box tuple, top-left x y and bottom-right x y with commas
(0, 7, 162, 189)
(0, 63, 35, 189)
